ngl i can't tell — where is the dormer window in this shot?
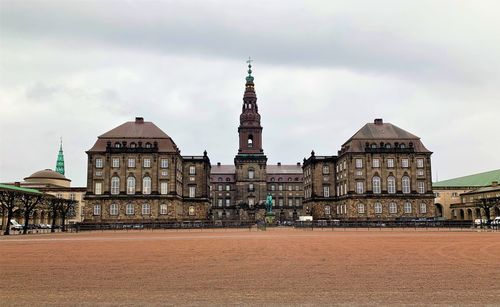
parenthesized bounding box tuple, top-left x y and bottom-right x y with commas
(130, 142, 136, 148)
(114, 142, 121, 148)
(145, 142, 152, 148)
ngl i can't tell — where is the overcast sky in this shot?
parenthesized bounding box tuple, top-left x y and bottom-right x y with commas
(1, 0, 499, 186)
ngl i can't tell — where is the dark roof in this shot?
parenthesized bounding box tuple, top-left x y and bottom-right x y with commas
(88, 118, 179, 153)
(341, 119, 431, 153)
(267, 165, 303, 174)
(433, 169, 500, 188)
(211, 165, 236, 174)
(462, 184, 500, 195)
(24, 169, 71, 182)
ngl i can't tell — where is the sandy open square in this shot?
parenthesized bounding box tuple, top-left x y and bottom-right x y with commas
(1, 229, 499, 306)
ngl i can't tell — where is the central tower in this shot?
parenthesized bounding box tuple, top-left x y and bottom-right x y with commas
(238, 61, 263, 154)
(234, 60, 267, 218)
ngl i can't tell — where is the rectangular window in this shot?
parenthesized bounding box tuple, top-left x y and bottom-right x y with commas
(402, 158, 409, 168)
(418, 181, 425, 194)
(128, 158, 135, 168)
(288, 198, 293, 206)
(189, 186, 196, 198)
(95, 158, 103, 168)
(374, 202, 382, 214)
(295, 198, 301, 206)
(372, 159, 380, 168)
(420, 203, 427, 214)
(218, 185, 223, 191)
(248, 198, 254, 206)
(142, 204, 151, 215)
(389, 202, 397, 214)
(325, 206, 331, 215)
(110, 204, 118, 216)
(343, 161, 346, 169)
(323, 186, 330, 197)
(112, 158, 120, 168)
(143, 158, 151, 168)
(271, 184, 275, 191)
(160, 182, 168, 195)
(417, 158, 424, 168)
(218, 199, 223, 207)
(278, 185, 283, 191)
(95, 182, 102, 195)
(387, 158, 394, 168)
(355, 158, 363, 169)
(417, 169, 424, 176)
(126, 204, 134, 215)
(248, 184, 254, 191)
(189, 166, 196, 175)
(160, 204, 168, 215)
(356, 181, 364, 194)
(322, 165, 329, 174)
(161, 159, 169, 168)
(248, 170, 254, 179)
(225, 199, 230, 207)
(404, 202, 412, 214)
(226, 185, 231, 191)
(93, 204, 101, 215)
(278, 198, 284, 206)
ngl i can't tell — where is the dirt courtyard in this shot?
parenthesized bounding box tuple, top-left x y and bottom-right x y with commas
(1, 229, 499, 306)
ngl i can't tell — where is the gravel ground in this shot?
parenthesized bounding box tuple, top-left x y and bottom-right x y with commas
(0, 228, 499, 306)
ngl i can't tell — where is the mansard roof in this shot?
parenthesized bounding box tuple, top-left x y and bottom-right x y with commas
(267, 164, 302, 174)
(88, 117, 179, 153)
(341, 119, 431, 154)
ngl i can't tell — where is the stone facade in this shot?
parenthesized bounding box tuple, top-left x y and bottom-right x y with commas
(303, 119, 435, 220)
(83, 117, 211, 222)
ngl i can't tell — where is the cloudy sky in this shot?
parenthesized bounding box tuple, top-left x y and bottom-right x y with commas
(1, 0, 499, 186)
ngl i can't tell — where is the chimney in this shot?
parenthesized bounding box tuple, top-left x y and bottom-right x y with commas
(374, 118, 383, 125)
(297, 162, 301, 166)
(277, 162, 281, 166)
(217, 162, 221, 166)
(135, 117, 144, 123)
(492, 181, 498, 187)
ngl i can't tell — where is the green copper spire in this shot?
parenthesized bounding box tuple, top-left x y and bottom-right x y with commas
(246, 56, 254, 82)
(55, 137, 65, 176)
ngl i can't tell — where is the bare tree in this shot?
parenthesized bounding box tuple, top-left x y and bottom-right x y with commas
(58, 199, 77, 232)
(20, 193, 44, 234)
(0, 190, 20, 235)
(476, 197, 500, 224)
(45, 196, 62, 233)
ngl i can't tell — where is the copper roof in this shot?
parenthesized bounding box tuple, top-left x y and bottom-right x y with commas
(88, 118, 179, 153)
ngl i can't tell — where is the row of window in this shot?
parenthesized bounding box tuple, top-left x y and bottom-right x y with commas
(324, 202, 428, 215)
(112, 141, 154, 149)
(95, 179, 197, 197)
(354, 158, 425, 169)
(96, 158, 170, 169)
(93, 203, 196, 216)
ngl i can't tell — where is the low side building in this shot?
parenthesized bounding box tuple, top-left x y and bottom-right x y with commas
(449, 181, 500, 221)
(433, 169, 500, 219)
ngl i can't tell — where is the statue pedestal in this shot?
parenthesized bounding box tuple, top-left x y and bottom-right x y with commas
(265, 212, 275, 225)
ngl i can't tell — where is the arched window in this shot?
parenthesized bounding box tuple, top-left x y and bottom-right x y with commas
(402, 176, 410, 194)
(374, 202, 382, 214)
(109, 204, 118, 216)
(357, 203, 365, 214)
(142, 203, 151, 215)
(126, 203, 134, 215)
(400, 143, 406, 149)
(325, 205, 331, 215)
(372, 176, 381, 194)
(404, 202, 412, 213)
(248, 135, 253, 148)
(114, 142, 121, 148)
(145, 142, 152, 148)
(127, 177, 135, 195)
(111, 176, 120, 195)
(218, 177, 223, 182)
(130, 142, 136, 148)
(387, 176, 396, 194)
(389, 202, 397, 214)
(143, 176, 151, 194)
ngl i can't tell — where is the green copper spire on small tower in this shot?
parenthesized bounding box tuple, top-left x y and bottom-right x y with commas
(55, 137, 65, 176)
(246, 56, 254, 82)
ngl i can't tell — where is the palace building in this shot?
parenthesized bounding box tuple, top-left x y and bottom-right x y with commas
(82, 63, 435, 222)
(83, 118, 211, 222)
(303, 119, 435, 220)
